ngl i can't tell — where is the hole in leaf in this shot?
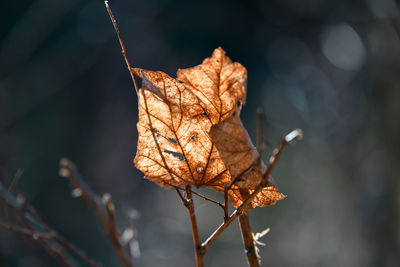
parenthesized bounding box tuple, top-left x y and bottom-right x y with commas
(196, 166, 204, 173)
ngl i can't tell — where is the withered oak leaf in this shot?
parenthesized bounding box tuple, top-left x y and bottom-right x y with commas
(133, 48, 284, 209)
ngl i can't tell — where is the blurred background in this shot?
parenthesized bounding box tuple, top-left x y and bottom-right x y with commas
(1, 0, 400, 266)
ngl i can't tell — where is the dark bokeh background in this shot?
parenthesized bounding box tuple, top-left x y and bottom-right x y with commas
(1, 0, 400, 266)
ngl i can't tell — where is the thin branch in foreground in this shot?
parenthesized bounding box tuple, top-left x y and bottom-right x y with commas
(21, 198, 99, 267)
(0, 178, 99, 267)
(121, 209, 141, 258)
(52, 234, 100, 267)
(8, 168, 23, 195)
(59, 158, 134, 267)
(200, 128, 303, 253)
(0, 220, 52, 238)
(103, 193, 133, 267)
(0, 184, 72, 267)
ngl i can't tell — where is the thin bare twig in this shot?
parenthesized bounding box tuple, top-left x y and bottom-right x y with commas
(0, 167, 103, 267)
(0, 180, 83, 267)
(186, 186, 204, 267)
(200, 129, 303, 253)
(237, 107, 266, 267)
(104, 1, 140, 95)
(103, 193, 133, 267)
(176, 187, 204, 267)
(223, 163, 255, 220)
(59, 158, 133, 267)
(175, 188, 187, 203)
(256, 107, 263, 155)
(186, 187, 204, 266)
(53, 234, 101, 267)
(239, 212, 260, 267)
(20, 199, 99, 267)
(122, 210, 141, 258)
(178, 188, 225, 211)
(8, 168, 23, 194)
(223, 187, 229, 220)
(0, 220, 53, 238)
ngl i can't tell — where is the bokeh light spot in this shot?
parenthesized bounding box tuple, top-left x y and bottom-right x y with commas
(321, 24, 366, 71)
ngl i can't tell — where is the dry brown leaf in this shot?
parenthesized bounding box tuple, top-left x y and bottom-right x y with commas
(176, 48, 247, 124)
(133, 69, 230, 188)
(209, 109, 286, 208)
(133, 48, 284, 209)
(132, 48, 245, 189)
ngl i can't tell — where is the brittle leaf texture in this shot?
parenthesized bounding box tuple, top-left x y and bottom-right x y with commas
(133, 48, 284, 209)
(209, 113, 286, 208)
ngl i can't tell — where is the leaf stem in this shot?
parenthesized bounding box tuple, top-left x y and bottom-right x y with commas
(189, 189, 225, 211)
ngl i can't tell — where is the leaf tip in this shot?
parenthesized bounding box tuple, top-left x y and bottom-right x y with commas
(212, 47, 226, 58)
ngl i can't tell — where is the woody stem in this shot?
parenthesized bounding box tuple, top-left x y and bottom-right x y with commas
(239, 212, 259, 267)
(177, 187, 204, 267)
(237, 108, 264, 267)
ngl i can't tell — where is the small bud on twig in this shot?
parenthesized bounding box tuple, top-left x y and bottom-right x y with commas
(59, 168, 70, 177)
(285, 128, 303, 144)
(71, 188, 83, 198)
